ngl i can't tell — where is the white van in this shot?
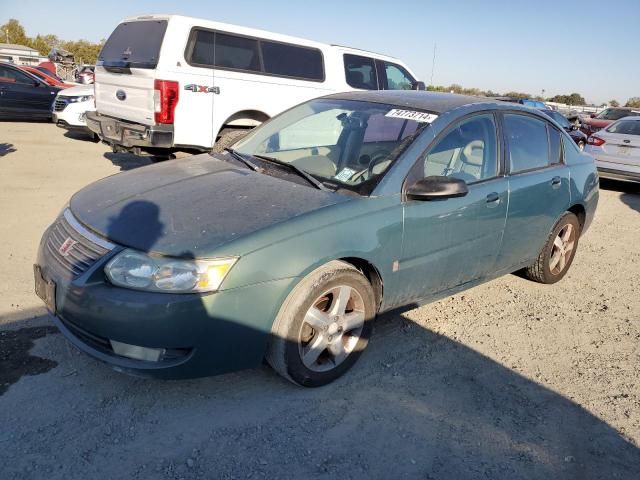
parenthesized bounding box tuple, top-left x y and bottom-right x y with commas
(86, 14, 424, 155)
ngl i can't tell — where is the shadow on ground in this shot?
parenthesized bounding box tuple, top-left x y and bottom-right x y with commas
(1, 306, 638, 479)
(600, 178, 640, 214)
(63, 130, 99, 143)
(103, 151, 155, 171)
(0, 143, 17, 157)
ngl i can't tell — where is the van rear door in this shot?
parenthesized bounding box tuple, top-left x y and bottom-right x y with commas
(95, 20, 168, 125)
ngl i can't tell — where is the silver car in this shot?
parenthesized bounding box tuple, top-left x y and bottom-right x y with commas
(585, 116, 640, 183)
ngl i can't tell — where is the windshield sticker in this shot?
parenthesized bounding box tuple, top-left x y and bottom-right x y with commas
(335, 167, 357, 182)
(385, 109, 438, 123)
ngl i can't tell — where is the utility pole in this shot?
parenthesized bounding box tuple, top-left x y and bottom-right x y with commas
(430, 42, 437, 87)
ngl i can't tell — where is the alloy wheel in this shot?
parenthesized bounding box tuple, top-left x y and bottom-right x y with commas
(298, 285, 365, 372)
(549, 223, 576, 275)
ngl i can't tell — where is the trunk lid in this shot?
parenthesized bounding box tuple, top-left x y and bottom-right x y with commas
(94, 19, 168, 125)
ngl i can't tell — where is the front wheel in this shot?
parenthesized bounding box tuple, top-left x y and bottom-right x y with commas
(212, 128, 250, 153)
(266, 261, 376, 387)
(523, 212, 580, 284)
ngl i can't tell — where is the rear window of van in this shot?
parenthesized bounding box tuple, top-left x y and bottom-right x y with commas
(98, 20, 168, 68)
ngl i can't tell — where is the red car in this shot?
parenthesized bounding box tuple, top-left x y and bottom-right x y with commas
(581, 107, 640, 136)
(19, 66, 74, 88)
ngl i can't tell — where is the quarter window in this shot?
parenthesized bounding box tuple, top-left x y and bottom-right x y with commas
(548, 125, 563, 164)
(504, 114, 550, 173)
(344, 54, 378, 90)
(421, 114, 498, 184)
(383, 62, 414, 90)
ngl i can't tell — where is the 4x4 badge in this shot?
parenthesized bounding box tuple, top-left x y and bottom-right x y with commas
(184, 84, 220, 94)
(58, 237, 78, 257)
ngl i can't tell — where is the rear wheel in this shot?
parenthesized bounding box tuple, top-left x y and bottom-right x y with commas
(212, 128, 250, 153)
(266, 261, 376, 387)
(523, 212, 580, 284)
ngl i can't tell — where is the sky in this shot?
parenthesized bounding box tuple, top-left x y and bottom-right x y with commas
(1, 0, 638, 105)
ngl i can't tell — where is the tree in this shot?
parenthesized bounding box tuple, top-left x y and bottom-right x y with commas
(625, 97, 640, 108)
(0, 19, 30, 45)
(609, 99, 620, 107)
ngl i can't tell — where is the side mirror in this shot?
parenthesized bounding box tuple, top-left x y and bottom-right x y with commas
(412, 81, 426, 91)
(406, 176, 469, 201)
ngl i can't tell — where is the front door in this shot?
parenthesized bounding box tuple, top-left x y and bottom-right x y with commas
(396, 112, 508, 306)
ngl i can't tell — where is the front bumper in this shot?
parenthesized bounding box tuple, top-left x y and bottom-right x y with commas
(86, 111, 174, 149)
(35, 219, 293, 379)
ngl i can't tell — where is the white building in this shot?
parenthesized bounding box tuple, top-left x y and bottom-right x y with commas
(0, 43, 48, 65)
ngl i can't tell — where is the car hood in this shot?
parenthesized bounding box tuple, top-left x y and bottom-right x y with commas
(58, 84, 93, 97)
(70, 154, 350, 256)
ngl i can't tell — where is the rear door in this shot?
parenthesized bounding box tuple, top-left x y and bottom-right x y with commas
(597, 119, 640, 167)
(495, 113, 570, 271)
(95, 19, 168, 125)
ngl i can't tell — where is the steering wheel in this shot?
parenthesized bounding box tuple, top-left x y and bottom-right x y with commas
(349, 150, 391, 183)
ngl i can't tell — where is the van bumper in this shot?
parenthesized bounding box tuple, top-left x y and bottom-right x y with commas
(86, 111, 174, 149)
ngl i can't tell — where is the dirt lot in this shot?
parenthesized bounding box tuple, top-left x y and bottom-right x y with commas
(1, 121, 639, 479)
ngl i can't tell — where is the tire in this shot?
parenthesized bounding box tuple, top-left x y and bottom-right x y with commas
(212, 128, 250, 153)
(266, 261, 376, 387)
(523, 212, 580, 284)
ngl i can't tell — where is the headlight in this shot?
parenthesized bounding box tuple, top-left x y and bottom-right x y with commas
(67, 95, 94, 103)
(105, 250, 237, 293)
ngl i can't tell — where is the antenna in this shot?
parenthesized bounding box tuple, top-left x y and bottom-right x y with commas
(430, 42, 437, 86)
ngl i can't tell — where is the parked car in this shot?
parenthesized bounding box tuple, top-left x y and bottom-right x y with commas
(86, 14, 423, 156)
(0, 62, 61, 120)
(541, 109, 588, 150)
(52, 84, 96, 138)
(35, 91, 598, 386)
(20, 65, 74, 88)
(585, 116, 640, 183)
(581, 107, 640, 136)
(76, 65, 95, 85)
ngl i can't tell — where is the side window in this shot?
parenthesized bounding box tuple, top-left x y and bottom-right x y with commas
(189, 30, 260, 72)
(344, 54, 378, 90)
(261, 42, 324, 81)
(422, 114, 498, 184)
(548, 125, 563, 164)
(0, 66, 34, 85)
(504, 114, 550, 173)
(383, 62, 414, 90)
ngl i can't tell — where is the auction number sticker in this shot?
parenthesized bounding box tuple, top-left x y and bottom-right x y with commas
(385, 109, 438, 123)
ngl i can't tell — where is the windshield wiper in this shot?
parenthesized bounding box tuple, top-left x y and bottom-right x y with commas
(252, 154, 331, 191)
(223, 148, 262, 172)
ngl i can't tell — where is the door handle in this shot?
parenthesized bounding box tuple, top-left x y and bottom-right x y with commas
(551, 176, 562, 189)
(486, 192, 500, 207)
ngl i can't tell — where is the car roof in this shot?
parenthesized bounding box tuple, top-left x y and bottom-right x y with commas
(322, 90, 495, 114)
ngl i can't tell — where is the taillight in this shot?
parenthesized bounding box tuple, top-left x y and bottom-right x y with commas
(154, 79, 179, 124)
(587, 135, 605, 146)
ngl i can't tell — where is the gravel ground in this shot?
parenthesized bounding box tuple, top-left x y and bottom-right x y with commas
(1, 122, 639, 479)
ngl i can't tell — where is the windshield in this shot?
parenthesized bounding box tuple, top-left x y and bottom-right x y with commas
(98, 20, 167, 68)
(234, 99, 431, 194)
(542, 110, 570, 129)
(595, 108, 637, 121)
(606, 119, 640, 136)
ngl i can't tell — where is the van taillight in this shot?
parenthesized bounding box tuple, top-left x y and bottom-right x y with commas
(154, 80, 179, 124)
(587, 135, 605, 146)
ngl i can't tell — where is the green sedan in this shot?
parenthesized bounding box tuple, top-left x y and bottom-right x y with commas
(34, 91, 599, 386)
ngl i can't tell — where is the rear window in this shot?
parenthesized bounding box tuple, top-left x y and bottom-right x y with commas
(606, 120, 640, 136)
(98, 20, 167, 68)
(261, 41, 324, 80)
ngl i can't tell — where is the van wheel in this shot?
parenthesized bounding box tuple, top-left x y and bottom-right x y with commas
(523, 212, 580, 284)
(212, 128, 250, 153)
(266, 261, 376, 387)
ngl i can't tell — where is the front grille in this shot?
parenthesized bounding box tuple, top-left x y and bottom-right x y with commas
(53, 98, 69, 112)
(45, 210, 112, 276)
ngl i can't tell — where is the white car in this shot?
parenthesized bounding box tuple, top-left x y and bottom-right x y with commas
(52, 85, 96, 138)
(585, 116, 640, 182)
(86, 14, 423, 155)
